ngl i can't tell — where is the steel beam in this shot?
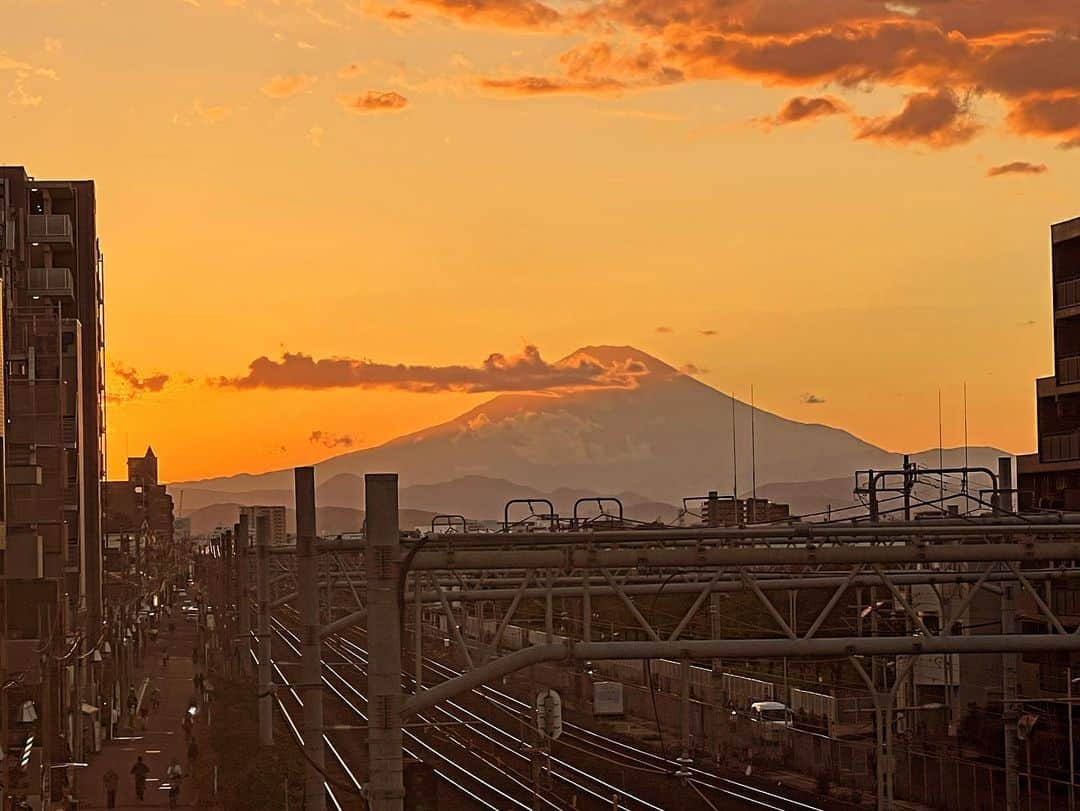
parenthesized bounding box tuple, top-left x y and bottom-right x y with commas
(408, 542, 1080, 571)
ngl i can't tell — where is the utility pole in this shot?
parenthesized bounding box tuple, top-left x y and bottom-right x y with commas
(366, 473, 405, 810)
(902, 455, 912, 522)
(237, 512, 251, 676)
(296, 467, 326, 811)
(999, 457, 1020, 810)
(256, 514, 273, 746)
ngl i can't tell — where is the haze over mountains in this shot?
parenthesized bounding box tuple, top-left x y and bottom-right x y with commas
(170, 346, 1008, 530)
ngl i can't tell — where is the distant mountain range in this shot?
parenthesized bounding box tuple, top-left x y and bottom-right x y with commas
(169, 346, 1010, 528)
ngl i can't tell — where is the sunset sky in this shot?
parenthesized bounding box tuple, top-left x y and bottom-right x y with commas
(3, 0, 1077, 482)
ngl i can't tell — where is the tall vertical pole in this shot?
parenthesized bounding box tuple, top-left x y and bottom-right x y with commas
(902, 455, 912, 522)
(296, 467, 325, 811)
(366, 473, 404, 811)
(256, 514, 273, 747)
(1068, 664, 1075, 811)
(237, 512, 250, 676)
(996, 456, 1019, 811)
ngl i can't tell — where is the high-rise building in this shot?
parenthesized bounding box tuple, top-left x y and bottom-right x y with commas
(104, 446, 175, 550)
(0, 166, 106, 800)
(240, 505, 288, 544)
(1018, 215, 1080, 510)
(0, 166, 105, 623)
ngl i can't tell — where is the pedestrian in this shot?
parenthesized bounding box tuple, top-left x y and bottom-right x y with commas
(162, 646, 170, 668)
(103, 767, 119, 809)
(127, 687, 138, 718)
(182, 710, 193, 741)
(166, 757, 183, 809)
(131, 755, 149, 802)
(139, 702, 150, 730)
(187, 737, 199, 765)
(151, 686, 161, 712)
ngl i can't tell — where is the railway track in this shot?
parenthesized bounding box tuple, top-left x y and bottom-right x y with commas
(268, 605, 825, 811)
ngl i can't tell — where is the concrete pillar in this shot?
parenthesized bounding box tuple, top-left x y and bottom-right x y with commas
(238, 512, 251, 676)
(296, 467, 326, 811)
(998, 457, 1019, 810)
(366, 473, 405, 811)
(256, 514, 273, 747)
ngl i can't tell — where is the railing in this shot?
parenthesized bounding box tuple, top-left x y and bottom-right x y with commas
(27, 214, 72, 241)
(1058, 278, 1080, 310)
(62, 416, 77, 445)
(28, 267, 74, 299)
(1058, 354, 1080, 385)
(1041, 431, 1080, 462)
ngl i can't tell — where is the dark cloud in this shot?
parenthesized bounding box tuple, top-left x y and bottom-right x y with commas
(338, 90, 409, 112)
(855, 89, 981, 148)
(801, 393, 826, 404)
(699, 329, 717, 336)
(679, 363, 706, 375)
(1005, 94, 1080, 148)
(309, 430, 356, 448)
(112, 363, 170, 400)
(760, 95, 849, 127)
(655, 325, 673, 333)
(986, 161, 1048, 177)
(409, 0, 560, 29)
(479, 75, 625, 96)
(212, 345, 647, 393)
(450, 0, 1079, 148)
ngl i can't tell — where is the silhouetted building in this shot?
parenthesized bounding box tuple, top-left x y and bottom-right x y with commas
(701, 491, 790, 526)
(239, 505, 287, 544)
(1018, 216, 1080, 510)
(104, 447, 174, 554)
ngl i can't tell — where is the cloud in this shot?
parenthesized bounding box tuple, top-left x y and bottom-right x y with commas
(211, 344, 647, 393)
(193, 99, 233, 124)
(679, 363, 706, 375)
(408, 0, 560, 29)
(855, 89, 981, 148)
(699, 329, 717, 336)
(1018, 319, 1037, 327)
(480, 75, 624, 96)
(655, 325, 673, 333)
(801, 393, 826, 404)
(758, 95, 849, 127)
(43, 38, 62, 53)
(308, 126, 325, 146)
(309, 430, 356, 448)
(986, 161, 1048, 178)
(297, 40, 316, 49)
(112, 363, 170, 400)
(261, 73, 317, 98)
(1005, 94, 1080, 149)
(338, 90, 408, 112)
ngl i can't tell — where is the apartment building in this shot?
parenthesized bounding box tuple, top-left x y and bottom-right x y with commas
(1018, 215, 1080, 509)
(0, 166, 106, 801)
(239, 504, 288, 544)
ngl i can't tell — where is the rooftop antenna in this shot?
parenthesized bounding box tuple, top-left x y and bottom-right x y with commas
(731, 392, 738, 505)
(963, 381, 969, 499)
(750, 385, 758, 522)
(938, 388, 945, 512)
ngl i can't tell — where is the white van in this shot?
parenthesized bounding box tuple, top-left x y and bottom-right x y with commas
(749, 701, 791, 742)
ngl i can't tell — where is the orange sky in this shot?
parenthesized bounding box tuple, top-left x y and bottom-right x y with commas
(3, 0, 1077, 482)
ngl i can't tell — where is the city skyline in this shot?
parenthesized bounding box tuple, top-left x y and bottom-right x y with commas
(3, 0, 1077, 481)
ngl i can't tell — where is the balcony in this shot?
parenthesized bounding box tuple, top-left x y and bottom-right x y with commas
(1042, 431, 1080, 463)
(1058, 354, 1080, 385)
(1058, 279, 1080, 310)
(28, 267, 74, 301)
(27, 214, 72, 244)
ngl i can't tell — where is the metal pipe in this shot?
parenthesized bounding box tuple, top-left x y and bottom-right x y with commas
(403, 634, 1080, 719)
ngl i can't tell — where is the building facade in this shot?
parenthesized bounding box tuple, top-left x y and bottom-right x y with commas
(239, 504, 288, 544)
(0, 165, 106, 802)
(1018, 215, 1080, 510)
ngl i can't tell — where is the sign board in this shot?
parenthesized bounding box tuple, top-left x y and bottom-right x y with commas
(593, 681, 625, 716)
(536, 689, 563, 741)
